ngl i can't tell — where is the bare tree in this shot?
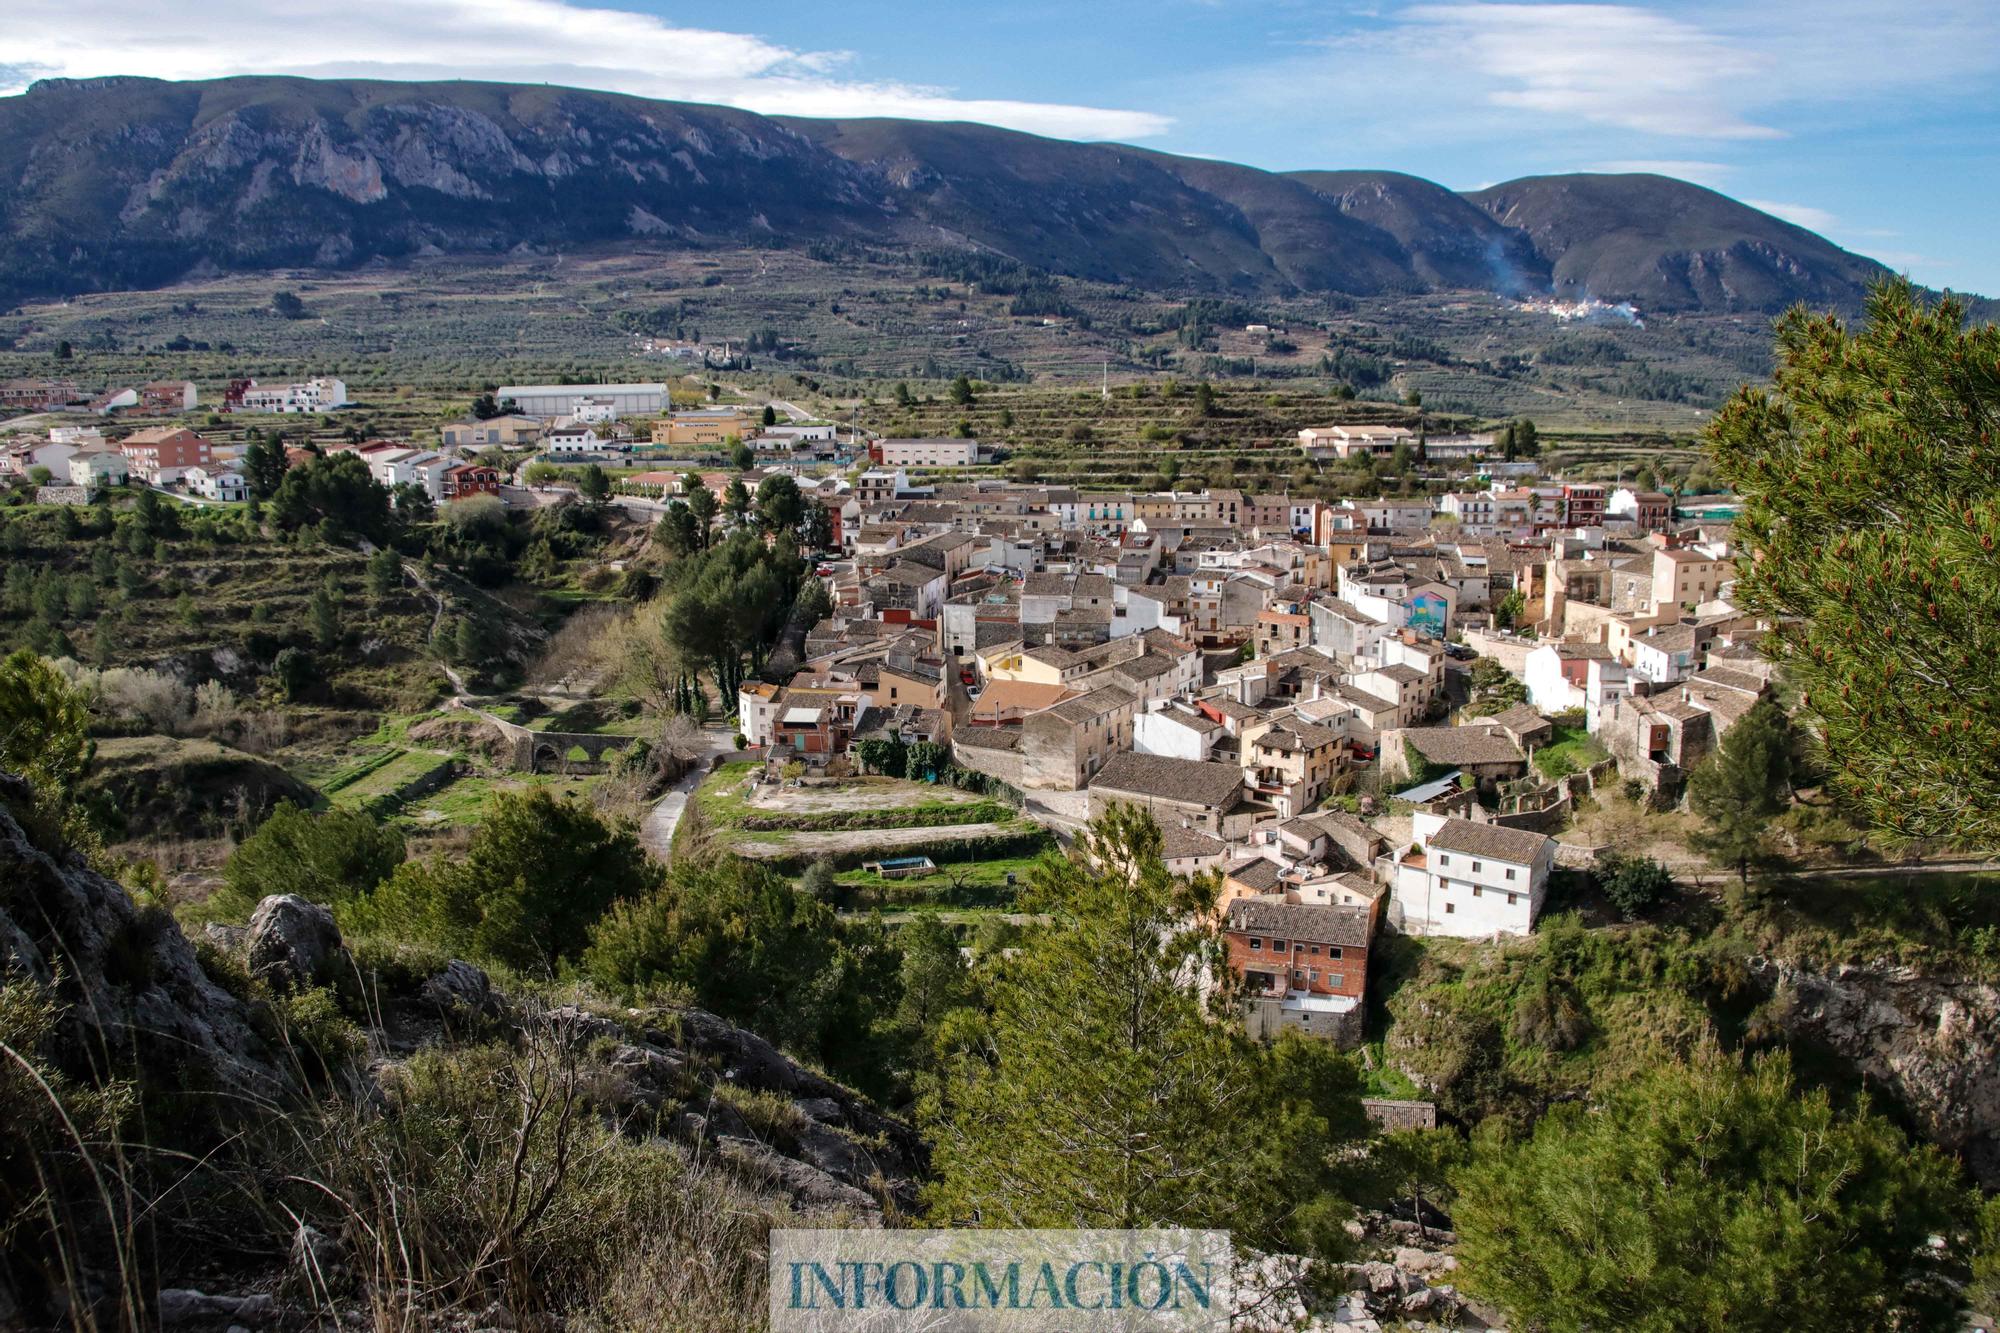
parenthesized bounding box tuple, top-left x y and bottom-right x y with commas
(526, 603, 622, 691)
(652, 713, 708, 783)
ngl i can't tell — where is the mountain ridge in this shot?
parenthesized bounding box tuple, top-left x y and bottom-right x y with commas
(0, 74, 1904, 311)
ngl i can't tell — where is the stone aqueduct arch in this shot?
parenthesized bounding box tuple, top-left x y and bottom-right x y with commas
(456, 707, 645, 773)
(512, 728, 641, 774)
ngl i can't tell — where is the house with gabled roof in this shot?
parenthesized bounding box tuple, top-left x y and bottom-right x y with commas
(1224, 897, 1372, 1045)
(1392, 814, 1555, 937)
(1019, 685, 1137, 790)
(1088, 752, 1259, 837)
(1241, 714, 1348, 818)
(1379, 723, 1529, 788)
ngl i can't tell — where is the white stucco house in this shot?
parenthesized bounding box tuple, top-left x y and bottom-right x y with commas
(68, 449, 129, 488)
(1132, 701, 1220, 761)
(186, 467, 248, 501)
(1392, 814, 1555, 937)
(546, 425, 601, 454)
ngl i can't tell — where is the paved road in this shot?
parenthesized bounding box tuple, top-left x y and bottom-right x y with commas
(639, 729, 741, 863)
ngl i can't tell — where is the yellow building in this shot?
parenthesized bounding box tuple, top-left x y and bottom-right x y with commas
(651, 409, 756, 447)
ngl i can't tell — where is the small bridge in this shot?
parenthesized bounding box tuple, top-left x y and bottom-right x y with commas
(450, 702, 644, 773)
(512, 727, 641, 774)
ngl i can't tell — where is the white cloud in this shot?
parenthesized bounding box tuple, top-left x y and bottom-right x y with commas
(1744, 198, 1840, 232)
(0, 0, 1173, 143)
(1397, 4, 1780, 139)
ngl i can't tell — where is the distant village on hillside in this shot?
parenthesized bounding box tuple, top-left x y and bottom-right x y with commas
(1, 369, 1766, 1049)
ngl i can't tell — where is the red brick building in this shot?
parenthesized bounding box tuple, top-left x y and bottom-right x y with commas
(0, 379, 79, 411)
(1562, 484, 1607, 529)
(119, 427, 212, 481)
(1223, 898, 1372, 1044)
(444, 462, 501, 498)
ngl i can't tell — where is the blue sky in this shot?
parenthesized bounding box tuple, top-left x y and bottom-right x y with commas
(6, 0, 1995, 293)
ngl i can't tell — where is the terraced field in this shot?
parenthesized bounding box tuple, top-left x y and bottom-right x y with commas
(686, 761, 1054, 877)
(1, 247, 1765, 449)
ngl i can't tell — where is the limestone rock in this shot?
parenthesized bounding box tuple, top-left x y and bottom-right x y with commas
(244, 894, 343, 990)
(716, 1136, 882, 1221)
(1756, 955, 2000, 1184)
(0, 775, 289, 1104)
(420, 959, 499, 1017)
(157, 1289, 277, 1326)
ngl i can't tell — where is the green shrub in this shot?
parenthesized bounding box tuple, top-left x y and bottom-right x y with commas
(217, 801, 407, 920)
(1597, 853, 1675, 920)
(346, 788, 659, 972)
(710, 1082, 807, 1151)
(293, 1024, 783, 1328)
(1453, 1049, 1974, 1330)
(585, 856, 900, 1096)
(271, 985, 366, 1083)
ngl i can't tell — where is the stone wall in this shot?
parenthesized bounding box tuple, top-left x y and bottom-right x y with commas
(1459, 626, 1536, 677)
(1245, 995, 1364, 1048)
(36, 484, 92, 505)
(949, 737, 1026, 790)
(1495, 756, 1619, 831)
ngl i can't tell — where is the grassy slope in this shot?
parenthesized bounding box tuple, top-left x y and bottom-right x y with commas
(1374, 870, 2000, 1130)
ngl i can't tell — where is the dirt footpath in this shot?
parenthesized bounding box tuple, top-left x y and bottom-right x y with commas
(731, 822, 1020, 860)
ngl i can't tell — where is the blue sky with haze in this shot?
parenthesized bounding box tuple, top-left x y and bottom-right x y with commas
(5, 0, 1994, 294)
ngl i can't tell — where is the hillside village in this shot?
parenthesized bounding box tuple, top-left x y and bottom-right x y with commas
(0, 33, 1994, 1329)
(0, 368, 1783, 1059)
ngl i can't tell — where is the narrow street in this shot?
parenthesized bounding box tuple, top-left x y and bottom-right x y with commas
(638, 728, 740, 863)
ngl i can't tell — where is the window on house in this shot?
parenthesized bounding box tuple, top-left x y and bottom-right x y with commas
(1472, 885, 1483, 896)
(1505, 867, 1517, 881)
(1248, 938, 1262, 950)
(1445, 902, 1456, 914)
(1271, 939, 1287, 952)
(1507, 893, 1520, 906)
(1308, 945, 1320, 956)
(1328, 974, 1345, 989)
(1437, 854, 1449, 866)
(1472, 861, 1482, 873)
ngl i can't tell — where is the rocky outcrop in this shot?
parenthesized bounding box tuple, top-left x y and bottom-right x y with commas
(244, 894, 344, 990)
(1754, 955, 2000, 1185)
(1235, 1213, 1498, 1333)
(354, 961, 925, 1217)
(0, 774, 290, 1103)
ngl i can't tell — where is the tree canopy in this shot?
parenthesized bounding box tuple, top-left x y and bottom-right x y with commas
(1687, 697, 1798, 887)
(348, 789, 659, 972)
(925, 805, 1368, 1257)
(220, 801, 405, 919)
(271, 453, 395, 544)
(1709, 280, 2000, 845)
(0, 650, 94, 840)
(583, 853, 899, 1093)
(1451, 1048, 1974, 1331)
(755, 473, 804, 543)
